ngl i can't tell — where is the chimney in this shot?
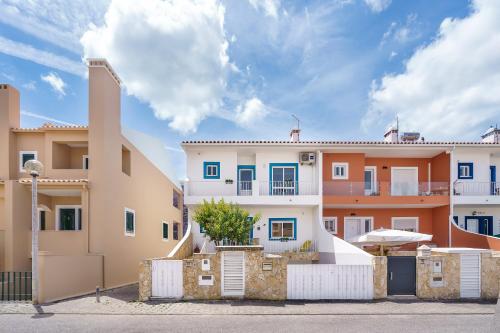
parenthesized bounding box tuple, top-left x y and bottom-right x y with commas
(0, 84, 20, 179)
(481, 125, 500, 143)
(383, 126, 398, 143)
(290, 128, 300, 142)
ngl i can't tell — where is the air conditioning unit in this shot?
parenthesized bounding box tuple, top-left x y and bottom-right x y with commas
(299, 152, 316, 165)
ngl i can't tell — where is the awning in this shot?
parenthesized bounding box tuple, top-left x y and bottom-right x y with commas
(348, 228, 433, 246)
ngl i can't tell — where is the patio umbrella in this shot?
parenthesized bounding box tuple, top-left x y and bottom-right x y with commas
(348, 228, 433, 255)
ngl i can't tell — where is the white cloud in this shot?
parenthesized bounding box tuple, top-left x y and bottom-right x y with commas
(0, 0, 109, 53)
(380, 14, 420, 47)
(364, 0, 500, 139)
(234, 97, 269, 126)
(0, 36, 86, 76)
(81, 0, 232, 134)
(22, 81, 37, 91)
(364, 0, 391, 13)
(41, 72, 67, 97)
(248, 0, 281, 19)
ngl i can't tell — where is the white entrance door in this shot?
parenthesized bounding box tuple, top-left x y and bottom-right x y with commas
(221, 251, 245, 297)
(344, 217, 373, 241)
(364, 167, 376, 195)
(238, 168, 254, 196)
(460, 254, 481, 298)
(391, 167, 418, 196)
(466, 219, 479, 233)
(151, 260, 183, 298)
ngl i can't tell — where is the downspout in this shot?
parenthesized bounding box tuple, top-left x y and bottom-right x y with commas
(449, 145, 456, 247)
(427, 162, 431, 194)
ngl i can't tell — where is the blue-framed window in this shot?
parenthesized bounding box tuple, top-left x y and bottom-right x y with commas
(458, 162, 473, 179)
(203, 161, 220, 179)
(268, 218, 297, 240)
(269, 163, 299, 195)
(199, 223, 206, 233)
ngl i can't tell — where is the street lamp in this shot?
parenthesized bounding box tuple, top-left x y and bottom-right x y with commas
(24, 159, 43, 304)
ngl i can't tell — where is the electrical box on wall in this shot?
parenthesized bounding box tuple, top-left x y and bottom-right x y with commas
(198, 275, 214, 286)
(202, 258, 210, 271)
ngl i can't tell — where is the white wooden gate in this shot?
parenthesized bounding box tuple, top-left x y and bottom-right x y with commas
(287, 264, 373, 300)
(152, 260, 183, 298)
(221, 251, 245, 297)
(460, 254, 481, 298)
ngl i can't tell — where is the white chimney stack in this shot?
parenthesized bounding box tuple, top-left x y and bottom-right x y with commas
(290, 128, 300, 142)
(481, 125, 500, 143)
(384, 125, 399, 143)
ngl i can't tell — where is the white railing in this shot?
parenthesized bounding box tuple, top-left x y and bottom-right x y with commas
(259, 181, 317, 196)
(454, 182, 500, 196)
(262, 239, 318, 253)
(186, 180, 318, 197)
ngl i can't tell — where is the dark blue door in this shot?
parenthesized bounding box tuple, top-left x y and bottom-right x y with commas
(491, 166, 497, 195)
(466, 216, 494, 236)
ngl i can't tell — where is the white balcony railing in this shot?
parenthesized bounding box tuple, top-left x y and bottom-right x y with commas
(186, 180, 318, 197)
(454, 182, 500, 196)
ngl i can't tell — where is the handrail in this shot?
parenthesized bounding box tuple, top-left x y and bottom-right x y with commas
(454, 181, 500, 196)
(167, 222, 192, 258)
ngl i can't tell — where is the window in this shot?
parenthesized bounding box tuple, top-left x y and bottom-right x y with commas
(203, 162, 220, 179)
(270, 163, 297, 195)
(173, 189, 180, 208)
(344, 217, 373, 241)
(162, 222, 169, 240)
(38, 210, 46, 231)
(269, 218, 296, 240)
(323, 217, 337, 234)
(124, 208, 135, 236)
(83, 155, 89, 170)
(173, 222, 180, 240)
(199, 223, 206, 233)
(458, 162, 473, 179)
(56, 206, 82, 231)
(122, 146, 131, 176)
(19, 151, 38, 172)
(332, 162, 349, 180)
(392, 217, 419, 232)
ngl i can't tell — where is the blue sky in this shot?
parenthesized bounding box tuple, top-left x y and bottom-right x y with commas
(1, 0, 499, 179)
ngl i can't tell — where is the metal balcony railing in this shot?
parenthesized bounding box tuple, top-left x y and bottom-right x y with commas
(259, 181, 317, 196)
(186, 180, 318, 197)
(323, 181, 450, 196)
(454, 182, 500, 196)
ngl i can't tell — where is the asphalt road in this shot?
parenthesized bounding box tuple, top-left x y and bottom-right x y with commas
(0, 313, 497, 333)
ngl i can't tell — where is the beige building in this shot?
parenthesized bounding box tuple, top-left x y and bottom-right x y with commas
(0, 59, 183, 302)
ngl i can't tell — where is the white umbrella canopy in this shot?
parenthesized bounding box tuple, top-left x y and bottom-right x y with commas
(348, 228, 433, 247)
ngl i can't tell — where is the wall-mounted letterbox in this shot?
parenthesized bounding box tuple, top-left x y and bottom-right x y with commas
(202, 259, 210, 271)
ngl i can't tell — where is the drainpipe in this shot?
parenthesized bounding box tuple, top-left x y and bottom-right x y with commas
(428, 162, 431, 194)
(449, 145, 456, 247)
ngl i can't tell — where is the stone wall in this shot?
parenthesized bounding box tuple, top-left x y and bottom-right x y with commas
(183, 253, 220, 300)
(245, 251, 287, 300)
(168, 232, 193, 260)
(481, 251, 500, 299)
(279, 251, 320, 263)
(138, 259, 152, 301)
(416, 253, 461, 299)
(372, 256, 387, 299)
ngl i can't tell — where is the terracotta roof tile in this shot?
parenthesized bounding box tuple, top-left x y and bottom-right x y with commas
(182, 140, 499, 146)
(18, 178, 88, 184)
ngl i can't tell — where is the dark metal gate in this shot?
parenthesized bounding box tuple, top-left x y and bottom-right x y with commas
(387, 256, 416, 295)
(0, 272, 32, 301)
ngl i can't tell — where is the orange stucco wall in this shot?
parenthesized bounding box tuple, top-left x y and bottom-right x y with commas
(323, 206, 450, 247)
(430, 152, 450, 182)
(451, 223, 500, 250)
(431, 205, 450, 247)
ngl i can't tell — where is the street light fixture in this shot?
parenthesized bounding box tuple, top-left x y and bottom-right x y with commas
(24, 159, 43, 304)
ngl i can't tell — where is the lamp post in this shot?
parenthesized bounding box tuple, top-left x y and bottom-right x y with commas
(24, 159, 43, 304)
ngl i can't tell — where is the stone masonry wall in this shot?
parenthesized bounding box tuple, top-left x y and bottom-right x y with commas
(481, 252, 500, 299)
(416, 253, 460, 299)
(245, 251, 287, 300)
(183, 253, 221, 300)
(373, 256, 387, 299)
(138, 259, 152, 301)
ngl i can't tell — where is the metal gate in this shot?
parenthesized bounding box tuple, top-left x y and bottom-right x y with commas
(221, 251, 245, 297)
(460, 254, 481, 298)
(387, 256, 416, 295)
(287, 264, 373, 300)
(151, 260, 183, 298)
(0, 272, 32, 301)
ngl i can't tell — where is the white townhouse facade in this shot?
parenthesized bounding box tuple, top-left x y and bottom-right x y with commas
(182, 139, 324, 254)
(452, 127, 500, 237)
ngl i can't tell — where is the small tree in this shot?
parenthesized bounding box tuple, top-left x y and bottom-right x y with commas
(193, 199, 260, 245)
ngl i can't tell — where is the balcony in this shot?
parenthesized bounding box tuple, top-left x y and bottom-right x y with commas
(453, 182, 500, 205)
(323, 181, 450, 207)
(184, 180, 320, 206)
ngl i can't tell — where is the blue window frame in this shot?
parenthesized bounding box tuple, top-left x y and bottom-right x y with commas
(458, 162, 473, 179)
(203, 161, 220, 179)
(268, 218, 297, 240)
(269, 163, 299, 195)
(199, 223, 206, 233)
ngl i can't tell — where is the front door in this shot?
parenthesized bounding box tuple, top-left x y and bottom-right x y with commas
(238, 167, 254, 196)
(387, 256, 416, 295)
(221, 251, 245, 297)
(344, 217, 373, 241)
(465, 216, 493, 236)
(491, 166, 497, 195)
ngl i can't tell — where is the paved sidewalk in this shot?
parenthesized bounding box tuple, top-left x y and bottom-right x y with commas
(0, 284, 496, 316)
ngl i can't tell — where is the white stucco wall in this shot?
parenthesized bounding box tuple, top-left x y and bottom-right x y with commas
(454, 206, 500, 235)
(453, 148, 494, 183)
